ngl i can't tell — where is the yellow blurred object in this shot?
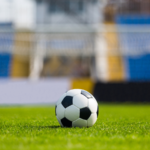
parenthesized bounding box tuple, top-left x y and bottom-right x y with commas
(11, 31, 32, 78)
(108, 56, 125, 81)
(11, 55, 29, 78)
(104, 23, 125, 81)
(71, 78, 94, 94)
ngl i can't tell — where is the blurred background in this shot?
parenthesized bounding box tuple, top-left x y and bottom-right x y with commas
(0, 0, 150, 104)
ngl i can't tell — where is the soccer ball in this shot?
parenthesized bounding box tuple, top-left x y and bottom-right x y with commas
(55, 89, 99, 127)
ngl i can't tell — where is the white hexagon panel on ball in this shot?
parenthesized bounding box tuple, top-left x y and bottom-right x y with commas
(88, 98, 98, 113)
(87, 113, 97, 127)
(65, 105, 79, 121)
(66, 89, 81, 97)
(72, 118, 87, 127)
(73, 94, 88, 108)
(56, 104, 65, 120)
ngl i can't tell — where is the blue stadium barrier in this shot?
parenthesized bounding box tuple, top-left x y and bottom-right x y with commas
(116, 15, 150, 81)
(0, 53, 12, 77)
(115, 15, 150, 25)
(125, 54, 150, 81)
(0, 23, 14, 78)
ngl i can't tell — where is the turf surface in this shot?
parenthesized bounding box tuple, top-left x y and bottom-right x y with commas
(0, 104, 150, 150)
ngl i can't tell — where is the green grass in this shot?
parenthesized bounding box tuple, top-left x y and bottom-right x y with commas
(0, 104, 150, 150)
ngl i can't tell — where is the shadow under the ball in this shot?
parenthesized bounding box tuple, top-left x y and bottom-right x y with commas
(39, 125, 61, 129)
(22, 125, 84, 129)
(13, 125, 86, 129)
(22, 125, 61, 129)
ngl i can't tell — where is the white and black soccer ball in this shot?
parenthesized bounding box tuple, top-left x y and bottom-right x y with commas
(55, 89, 99, 127)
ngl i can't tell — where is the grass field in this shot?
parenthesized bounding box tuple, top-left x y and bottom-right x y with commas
(0, 104, 150, 150)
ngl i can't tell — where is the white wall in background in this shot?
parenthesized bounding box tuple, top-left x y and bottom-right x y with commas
(0, 79, 70, 105)
(0, 0, 36, 29)
(0, 0, 12, 23)
(13, 0, 36, 29)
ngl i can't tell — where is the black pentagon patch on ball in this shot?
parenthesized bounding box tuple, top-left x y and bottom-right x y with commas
(61, 96, 73, 108)
(80, 107, 91, 120)
(97, 105, 99, 117)
(81, 90, 93, 99)
(61, 117, 72, 127)
(55, 105, 57, 116)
